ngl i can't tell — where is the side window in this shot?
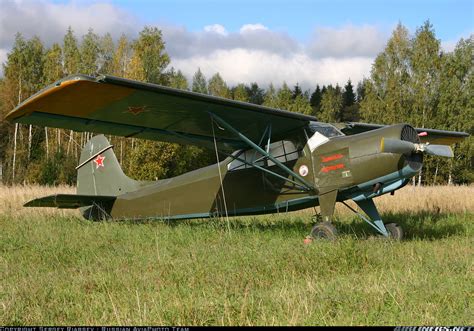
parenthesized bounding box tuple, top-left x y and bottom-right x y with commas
(227, 149, 265, 171)
(267, 140, 299, 166)
(227, 140, 299, 171)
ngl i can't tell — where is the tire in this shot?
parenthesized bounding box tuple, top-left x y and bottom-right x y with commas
(385, 223, 403, 240)
(310, 222, 337, 240)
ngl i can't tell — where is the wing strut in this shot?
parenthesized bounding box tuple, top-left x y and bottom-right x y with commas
(211, 118, 231, 230)
(209, 113, 315, 192)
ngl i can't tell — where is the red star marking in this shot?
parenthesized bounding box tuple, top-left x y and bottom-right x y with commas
(93, 154, 105, 169)
(126, 105, 148, 115)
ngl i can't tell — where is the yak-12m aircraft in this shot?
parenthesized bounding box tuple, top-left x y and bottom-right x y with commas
(6, 74, 469, 240)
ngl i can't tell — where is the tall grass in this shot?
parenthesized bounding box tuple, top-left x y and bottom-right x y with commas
(0, 185, 473, 325)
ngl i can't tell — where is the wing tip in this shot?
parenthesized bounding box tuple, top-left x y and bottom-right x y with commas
(5, 74, 96, 122)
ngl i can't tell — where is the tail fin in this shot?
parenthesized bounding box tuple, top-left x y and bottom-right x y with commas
(77, 134, 141, 196)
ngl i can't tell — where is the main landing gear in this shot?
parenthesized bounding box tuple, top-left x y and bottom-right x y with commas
(310, 222, 338, 240)
(305, 195, 404, 242)
(384, 222, 404, 240)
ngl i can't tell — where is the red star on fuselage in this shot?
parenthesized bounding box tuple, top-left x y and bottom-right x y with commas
(93, 154, 105, 169)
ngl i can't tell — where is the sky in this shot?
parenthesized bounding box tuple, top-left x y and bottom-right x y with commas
(0, 0, 473, 89)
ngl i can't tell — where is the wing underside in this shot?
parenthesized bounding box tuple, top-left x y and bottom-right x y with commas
(6, 75, 315, 151)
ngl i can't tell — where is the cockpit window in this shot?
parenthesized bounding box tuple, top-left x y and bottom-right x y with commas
(307, 122, 344, 138)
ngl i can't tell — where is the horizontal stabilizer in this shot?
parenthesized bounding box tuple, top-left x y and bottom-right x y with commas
(24, 194, 116, 209)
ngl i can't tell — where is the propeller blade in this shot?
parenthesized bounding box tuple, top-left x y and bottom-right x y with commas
(424, 144, 454, 158)
(381, 138, 454, 158)
(380, 138, 415, 155)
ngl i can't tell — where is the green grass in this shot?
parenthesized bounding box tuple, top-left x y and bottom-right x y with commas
(1, 211, 473, 325)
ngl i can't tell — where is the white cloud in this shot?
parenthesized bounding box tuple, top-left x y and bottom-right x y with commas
(0, 0, 139, 49)
(308, 24, 388, 58)
(203, 24, 228, 36)
(171, 49, 373, 89)
(0, 0, 384, 87)
(0, 48, 8, 72)
(239, 24, 269, 33)
(161, 22, 298, 59)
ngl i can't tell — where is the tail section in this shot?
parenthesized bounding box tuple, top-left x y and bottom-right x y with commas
(24, 134, 142, 221)
(77, 134, 141, 196)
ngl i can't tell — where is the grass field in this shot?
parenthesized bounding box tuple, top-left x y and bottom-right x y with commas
(0, 185, 473, 325)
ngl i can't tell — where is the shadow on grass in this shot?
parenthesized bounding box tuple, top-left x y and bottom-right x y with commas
(334, 211, 467, 240)
(109, 210, 468, 241)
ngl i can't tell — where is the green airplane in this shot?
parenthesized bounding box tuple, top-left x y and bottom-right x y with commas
(5, 74, 469, 240)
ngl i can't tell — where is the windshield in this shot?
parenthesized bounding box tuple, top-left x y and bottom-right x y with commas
(307, 122, 344, 138)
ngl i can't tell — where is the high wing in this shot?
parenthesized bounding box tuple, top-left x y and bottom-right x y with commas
(340, 122, 469, 145)
(5, 74, 316, 152)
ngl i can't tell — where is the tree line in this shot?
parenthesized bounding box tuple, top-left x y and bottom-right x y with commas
(0, 21, 472, 186)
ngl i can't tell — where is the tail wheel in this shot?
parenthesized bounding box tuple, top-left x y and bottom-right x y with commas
(385, 223, 404, 240)
(310, 222, 337, 240)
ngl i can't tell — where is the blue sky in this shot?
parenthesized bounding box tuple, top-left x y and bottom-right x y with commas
(104, 0, 473, 41)
(1, 0, 473, 87)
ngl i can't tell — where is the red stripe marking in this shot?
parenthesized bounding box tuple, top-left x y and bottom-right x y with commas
(321, 153, 343, 162)
(321, 163, 345, 173)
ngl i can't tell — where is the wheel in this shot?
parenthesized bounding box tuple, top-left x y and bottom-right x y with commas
(310, 222, 337, 240)
(385, 223, 403, 240)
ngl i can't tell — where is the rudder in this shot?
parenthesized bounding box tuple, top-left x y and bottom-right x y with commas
(77, 134, 141, 196)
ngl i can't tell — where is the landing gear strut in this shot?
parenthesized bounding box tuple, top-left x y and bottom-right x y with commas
(305, 190, 339, 243)
(342, 198, 404, 240)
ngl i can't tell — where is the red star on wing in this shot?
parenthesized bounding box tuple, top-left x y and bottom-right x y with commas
(126, 105, 148, 115)
(93, 154, 105, 169)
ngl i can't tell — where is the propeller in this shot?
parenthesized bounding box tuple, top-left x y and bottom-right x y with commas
(380, 138, 453, 158)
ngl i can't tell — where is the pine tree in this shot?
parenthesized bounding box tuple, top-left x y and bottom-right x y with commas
(192, 68, 208, 94)
(168, 67, 189, 90)
(356, 80, 366, 103)
(341, 79, 359, 121)
(80, 28, 100, 75)
(409, 21, 443, 185)
(310, 85, 322, 116)
(208, 73, 230, 98)
(127, 26, 170, 84)
(246, 83, 264, 105)
(438, 37, 473, 183)
(342, 80, 355, 107)
(63, 27, 80, 76)
(112, 34, 131, 77)
(43, 43, 63, 84)
(275, 82, 292, 110)
(410, 20, 441, 128)
(289, 94, 313, 115)
(292, 83, 302, 99)
(263, 83, 278, 108)
(98, 33, 115, 74)
(1, 34, 46, 183)
(320, 85, 343, 122)
(232, 84, 248, 102)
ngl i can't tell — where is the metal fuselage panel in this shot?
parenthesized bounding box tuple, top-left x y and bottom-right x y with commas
(110, 155, 313, 220)
(109, 124, 422, 220)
